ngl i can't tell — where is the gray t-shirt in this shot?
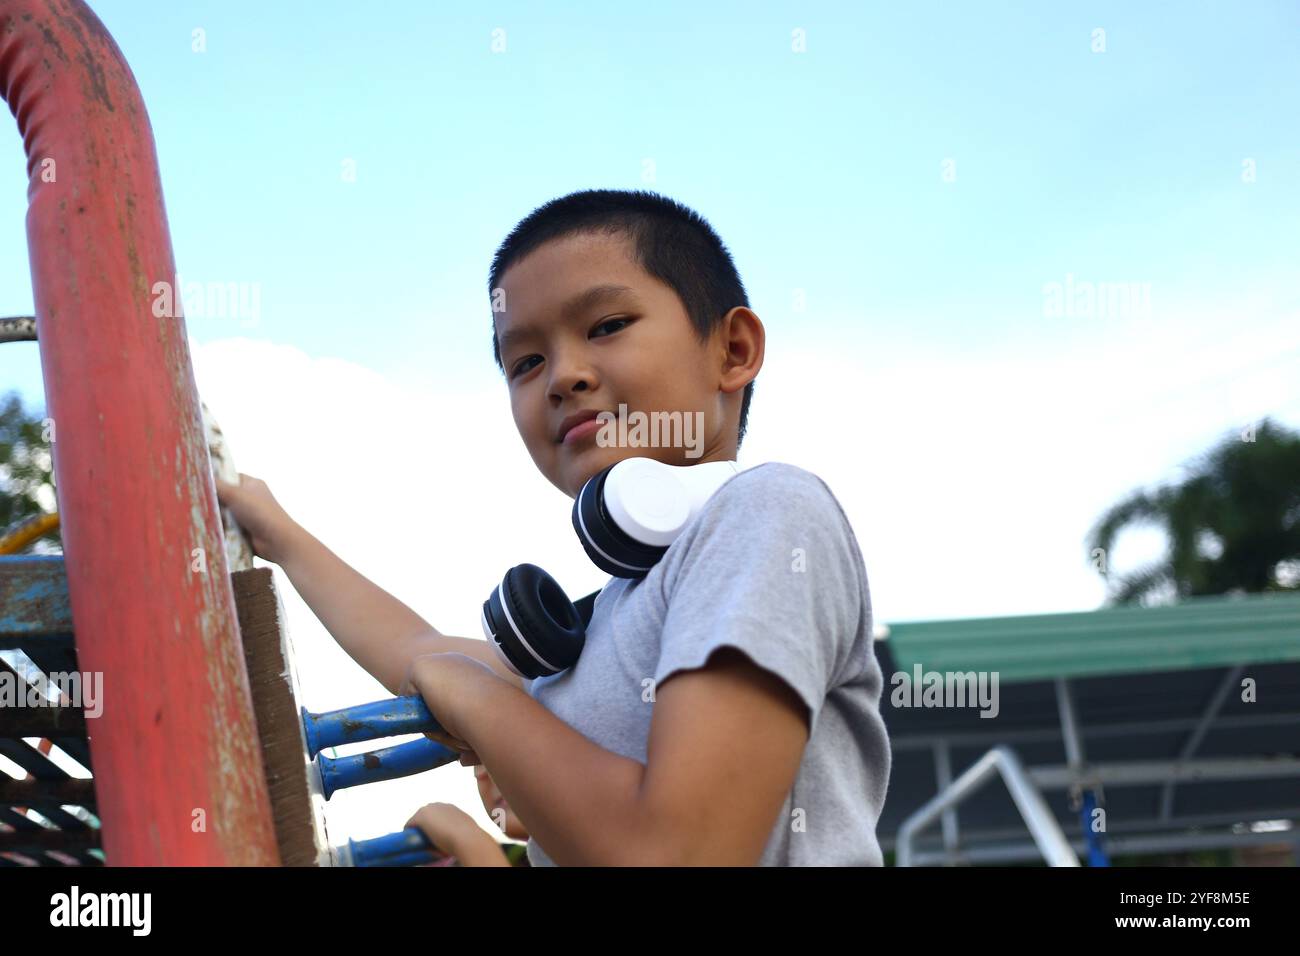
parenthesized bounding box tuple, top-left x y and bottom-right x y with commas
(523, 461, 891, 866)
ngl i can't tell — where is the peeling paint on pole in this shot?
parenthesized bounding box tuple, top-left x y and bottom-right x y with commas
(0, 0, 280, 865)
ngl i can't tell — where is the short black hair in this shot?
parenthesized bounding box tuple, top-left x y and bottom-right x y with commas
(488, 189, 755, 450)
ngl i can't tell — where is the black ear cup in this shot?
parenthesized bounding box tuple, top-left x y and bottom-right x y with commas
(482, 564, 587, 680)
(571, 463, 669, 578)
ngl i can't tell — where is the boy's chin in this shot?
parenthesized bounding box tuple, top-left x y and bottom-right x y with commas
(555, 445, 623, 497)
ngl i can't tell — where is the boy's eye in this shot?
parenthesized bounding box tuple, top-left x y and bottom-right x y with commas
(592, 316, 631, 337)
(509, 317, 632, 379)
(510, 355, 541, 378)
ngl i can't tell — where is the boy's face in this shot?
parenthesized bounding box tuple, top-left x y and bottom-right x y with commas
(495, 230, 758, 498)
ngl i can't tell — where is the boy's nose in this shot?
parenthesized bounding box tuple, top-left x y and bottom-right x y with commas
(546, 356, 597, 400)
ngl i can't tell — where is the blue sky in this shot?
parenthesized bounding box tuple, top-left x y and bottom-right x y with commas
(5, 0, 1299, 395)
(3, 0, 1298, 615)
(2, 0, 1298, 846)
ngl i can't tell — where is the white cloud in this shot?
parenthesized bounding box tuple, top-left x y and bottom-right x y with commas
(743, 309, 1300, 623)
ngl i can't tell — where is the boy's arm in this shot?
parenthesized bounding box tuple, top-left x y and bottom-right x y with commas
(633, 648, 809, 864)
(439, 646, 808, 865)
(277, 522, 522, 695)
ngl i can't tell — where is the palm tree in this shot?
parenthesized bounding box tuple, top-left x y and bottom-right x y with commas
(1085, 417, 1300, 606)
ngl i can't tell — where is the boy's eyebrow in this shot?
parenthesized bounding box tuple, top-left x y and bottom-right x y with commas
(498, 283, 638, 354)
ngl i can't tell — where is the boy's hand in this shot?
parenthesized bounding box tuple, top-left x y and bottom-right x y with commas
(401, 652, 505, 767)
(213, 472, 299, 565)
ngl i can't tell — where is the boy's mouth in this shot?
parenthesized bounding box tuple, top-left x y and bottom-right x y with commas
(560, 418, 603, 446)
(555, 408, 605, 443)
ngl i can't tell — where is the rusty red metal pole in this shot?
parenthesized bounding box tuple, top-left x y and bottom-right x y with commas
(0, 0, 279, 864)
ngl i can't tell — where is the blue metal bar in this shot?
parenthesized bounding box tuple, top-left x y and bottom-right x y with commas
(343, 827, 520, 867)
(347, 826, 436, 866)
(302, 695, 440, 759)
(318, 737, 457, 800)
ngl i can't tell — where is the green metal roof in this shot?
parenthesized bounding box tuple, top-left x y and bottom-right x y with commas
(884, 591, 1300, 684)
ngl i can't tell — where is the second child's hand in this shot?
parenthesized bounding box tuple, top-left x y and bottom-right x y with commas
(406, 803, 512, 867)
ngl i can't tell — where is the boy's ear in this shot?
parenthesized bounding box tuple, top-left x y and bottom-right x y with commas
(718, 307, 764, 392)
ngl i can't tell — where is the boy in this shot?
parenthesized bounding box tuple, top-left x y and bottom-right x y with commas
(216, 189, 891, 865)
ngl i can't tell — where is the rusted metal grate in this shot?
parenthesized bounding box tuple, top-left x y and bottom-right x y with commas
(0, 555, 103, 866)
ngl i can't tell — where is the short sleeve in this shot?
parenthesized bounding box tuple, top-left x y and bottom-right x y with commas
(653, 463, 867, 737)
